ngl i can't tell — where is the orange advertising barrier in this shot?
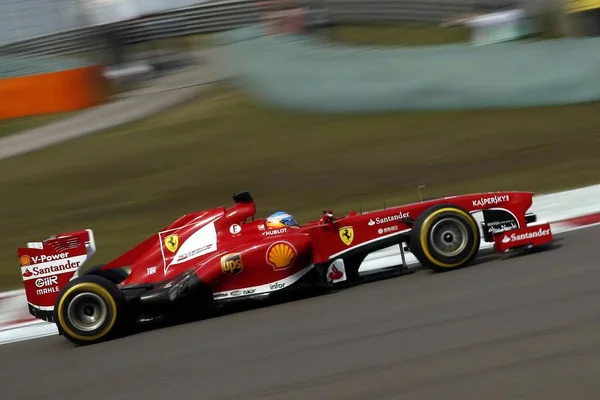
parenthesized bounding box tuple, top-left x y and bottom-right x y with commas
(0, 65, 109, 120)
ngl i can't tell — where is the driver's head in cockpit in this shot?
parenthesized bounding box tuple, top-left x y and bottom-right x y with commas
(266, 211, 300, 229)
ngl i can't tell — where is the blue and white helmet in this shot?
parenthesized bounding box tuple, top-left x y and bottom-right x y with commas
(266, 211, 299, 229)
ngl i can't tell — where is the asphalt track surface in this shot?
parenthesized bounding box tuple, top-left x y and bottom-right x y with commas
(2, 226, 600, 400)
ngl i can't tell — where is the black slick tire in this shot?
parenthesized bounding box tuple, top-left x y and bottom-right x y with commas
(84, 264, 129, 284)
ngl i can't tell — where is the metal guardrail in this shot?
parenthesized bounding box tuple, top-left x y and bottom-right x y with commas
(0, 0, 261, 57)
(0, 0, 519, 57)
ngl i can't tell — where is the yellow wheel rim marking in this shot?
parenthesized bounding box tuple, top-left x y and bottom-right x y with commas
(419, 208, 478, 268)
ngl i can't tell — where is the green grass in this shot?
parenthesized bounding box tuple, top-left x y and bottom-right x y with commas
(1, 82, 599, 290)
(326, 21, 565, 46)
(0, 113, 70, 138)
(326, 24, 470, 46)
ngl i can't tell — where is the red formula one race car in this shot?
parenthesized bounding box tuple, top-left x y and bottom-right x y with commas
(17, 190, 553, 345)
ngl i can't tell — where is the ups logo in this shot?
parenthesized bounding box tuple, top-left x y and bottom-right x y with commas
(221, 253, 243, 276)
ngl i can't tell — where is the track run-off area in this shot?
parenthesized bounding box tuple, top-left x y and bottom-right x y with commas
(1, 224, 600, 399)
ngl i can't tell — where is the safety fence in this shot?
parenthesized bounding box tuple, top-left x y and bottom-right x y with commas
(0, 0, 521, 57)
(215, 24, 600, 111)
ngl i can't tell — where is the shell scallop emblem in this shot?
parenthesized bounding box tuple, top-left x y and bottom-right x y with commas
(266, 242, 297, 271)
(19, 255, 31, 266)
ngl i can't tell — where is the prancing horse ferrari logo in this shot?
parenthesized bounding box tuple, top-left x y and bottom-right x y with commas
(164, 234, 179, 253)
(339, 226, 354, 246)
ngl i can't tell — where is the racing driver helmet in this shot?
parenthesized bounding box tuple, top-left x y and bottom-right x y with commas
(266, 211, 300, 229)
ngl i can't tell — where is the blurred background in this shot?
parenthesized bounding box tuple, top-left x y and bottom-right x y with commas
(1, 0, 600, 289)
(1, 0, 598, 90)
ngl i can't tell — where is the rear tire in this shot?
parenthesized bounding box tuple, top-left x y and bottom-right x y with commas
(84, 264, 129, 284)
(409, 204, 480, 272)
(54, 275, 126, 346)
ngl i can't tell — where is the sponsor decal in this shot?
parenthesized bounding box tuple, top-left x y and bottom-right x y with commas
(164, 235, 179, 253)
(19, 255, 31, 266)
(377, 225, 399, 235)
(487, 220, 518, 235)
(176, 244, 215, 262)
(483, 209, 519, 237)
(147, 266, 157, 275)
(338, 226, 354, 246)
(20, 252, 70, 266)
(269, 282, 285, 290)
(32, 271, 62, 295)
(229, 224, 242, 235)
(327, 265, 344, 282)
(266, 242, 297, 271)
(368, 211, 410, 226)
(221, 253, 243, 276)
(258, 224, 266, 231)
(212, 265, 313, 300)
(263, 228, 287, 236)
(328, 266, 343, 281)
(327, 259, 347, 283)
(231, 289, 256, 297)
(473, 194, 510, 208)
(501, 227, 551, 243)
(36, 253, 69, 262)
(22, 259, 81, 278)
(36, 286, 60, 296)
(35, 276, 58, 288)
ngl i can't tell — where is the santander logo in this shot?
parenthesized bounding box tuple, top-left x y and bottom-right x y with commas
(328, 265, 344, 281)
(22, 260, 81, 277)
(502, 227, 551, 243)
(20, 253, 84, 281)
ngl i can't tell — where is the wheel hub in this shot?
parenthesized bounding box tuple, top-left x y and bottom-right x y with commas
(443, 232, 454, 243)
(67, 292, 108, 332)
(429, 217, 469, 257)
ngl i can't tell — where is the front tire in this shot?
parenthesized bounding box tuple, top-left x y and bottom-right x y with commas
(54, 275, 126, 345)
(409, 204, 480, 272)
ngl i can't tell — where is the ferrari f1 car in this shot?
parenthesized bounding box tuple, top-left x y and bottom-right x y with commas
(17, 190, 553, 345)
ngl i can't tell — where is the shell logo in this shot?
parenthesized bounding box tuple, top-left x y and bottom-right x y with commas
(19, 255, 31, 266)
(266, 242, 297, 271)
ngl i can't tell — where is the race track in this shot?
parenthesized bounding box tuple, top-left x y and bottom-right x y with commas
(2, 226, 600, 400)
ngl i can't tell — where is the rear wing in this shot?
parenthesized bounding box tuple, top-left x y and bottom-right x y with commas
(17, 229, 96, 322)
